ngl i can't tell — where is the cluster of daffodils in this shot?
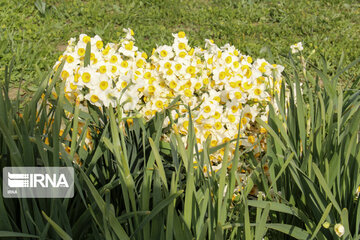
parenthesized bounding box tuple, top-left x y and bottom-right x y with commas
(53, 29, 284, 175)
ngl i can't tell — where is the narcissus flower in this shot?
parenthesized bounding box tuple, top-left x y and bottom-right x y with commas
(52, 29, 284, 179)
(290, 42, 304, 54)
(334, 223, 345, 237)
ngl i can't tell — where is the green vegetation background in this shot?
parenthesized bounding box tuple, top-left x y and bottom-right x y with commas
(0, 0, 359, 93)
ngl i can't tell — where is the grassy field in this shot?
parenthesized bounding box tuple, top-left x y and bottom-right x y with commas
(0, 0, 359, 95)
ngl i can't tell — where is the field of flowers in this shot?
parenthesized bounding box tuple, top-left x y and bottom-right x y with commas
(55, 30, 283, 173)
(1, 1, 360, 239)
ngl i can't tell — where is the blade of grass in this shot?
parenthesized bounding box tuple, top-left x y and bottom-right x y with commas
(310, 203, 332, 240)
(255, 203, 270, 240)
(0, 231, 39, 238)
(266, 224, 312, 239)
(312, 163, 341, 214)
(78, 168, 130, 240)
(131, 190, 184, 238)
(42, 211, 71, 240)
(149, 137, 168, 191)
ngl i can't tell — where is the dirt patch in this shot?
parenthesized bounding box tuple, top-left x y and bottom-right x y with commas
(8, 87, 26, 100)
(56, 44, 67, 52)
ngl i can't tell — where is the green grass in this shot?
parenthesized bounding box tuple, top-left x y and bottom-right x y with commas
(1, 0, 359, 95)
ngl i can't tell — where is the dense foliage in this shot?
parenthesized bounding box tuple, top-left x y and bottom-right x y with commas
(0, 40, 359, 239)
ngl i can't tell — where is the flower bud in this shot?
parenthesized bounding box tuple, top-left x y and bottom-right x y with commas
(334, 223, 345, 237)
(322, 221, 330, 229)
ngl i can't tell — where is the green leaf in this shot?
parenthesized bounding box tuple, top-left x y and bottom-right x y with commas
(269, 152, 295, 189)
(266, 224, 312, 239)
(149, 137, 168, 191)
(247, 200, 311, 223)
(42, 211, 72, 240)
(310, 203, 332, 240)
(0, 231, 39, 238)
(312, 163, 341, 214)
(84, 42, 91, 67)
(131, 190, 184, 238)
(78, 168, 130, 240)
(255, 203, 270, 240)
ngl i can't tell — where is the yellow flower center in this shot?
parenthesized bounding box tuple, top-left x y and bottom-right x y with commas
(179, 51, 186, 58)
(110, 55, 118, 64)
(155, 100, 164, 109)
(215, 122, 222, 130)
(183, 120, 189, 130)
(90, 95, 99, 103)
(121, 61, 128, 68)
(121, 81, 128, 88)
(136, 59, 144, 68)
(219, 71, 226, 80)
(66, 55, 74, 63)
(99, 66, 107, 74)
(160, 50, 168, 57)
(213, 111, 221, 119)
(184, 89, 192, 97)
(204, 106, 211, 113)
(186, 66, 195, 74)
(178, 42, 186, 50)
(61, 70, 69, 79)
(77, 48, 85, 56)
(241, 117, 247, 125)
(141, 52, 148, 59)
(248, 135, 255, 144)
(235, 92, 242, 99)
(100, 81, 109, 90)
(82, 72, 91, 83)
(125, 41, 134, 51)
(211, 139, 218, 147)
(96, 40, 103, 49)
(243, 82, 253, 90)
(83, 36, 91, 43)
(166, 69, 173, 76)
(228, 114, 236, 123)
(245, 112, 252, 119)
(148, 86, 155, 93)
(144, 72, 151, 79)
(169, 80, 177, 89)
(194, 82, 202, 90)
(178, 31, 186, 38)
(225, 56, 232, 64)
(164, 62, 171, 68)
(70, 83, 77, 90)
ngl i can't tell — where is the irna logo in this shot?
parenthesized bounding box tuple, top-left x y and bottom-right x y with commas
(8, 172, 69, 188)
(3, 167, 74, 198)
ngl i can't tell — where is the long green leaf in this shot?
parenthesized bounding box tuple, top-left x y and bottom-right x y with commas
(255, 203, 270, 240)
(312, 163, 341, 214)
(266, 224, 312, 239)
(310, 203, 332, 240)
(131, 190, 184, 238)
(0, 231, 39, 239)
(42, 211, 72, 240)
(78, 168, 130, 240)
